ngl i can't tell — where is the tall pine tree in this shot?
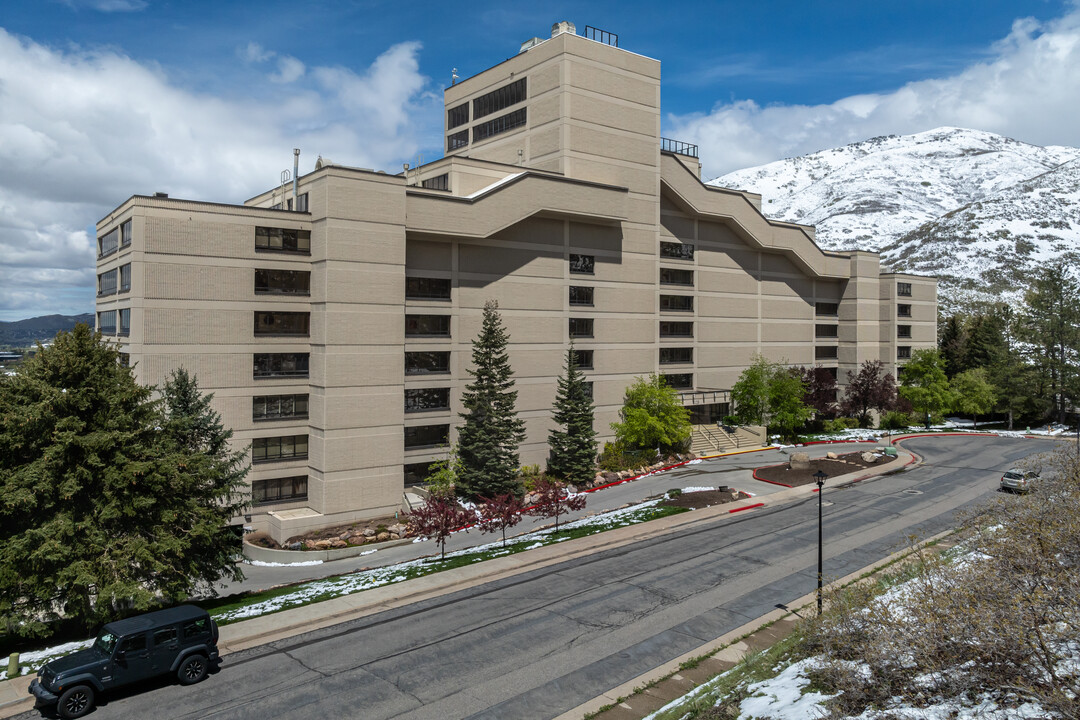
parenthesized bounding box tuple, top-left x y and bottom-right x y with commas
(456, 301, 526, 499)
(547, 345, 598, 486)
(1020, 260, 1080, 424)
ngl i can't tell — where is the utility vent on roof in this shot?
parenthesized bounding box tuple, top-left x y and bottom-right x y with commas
(519, 37, 543, 53)
(551, 21, 576, 38)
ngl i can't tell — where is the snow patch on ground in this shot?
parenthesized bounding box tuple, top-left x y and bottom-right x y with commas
(245, 559, 324, 567)
(737, 657, 835, 719)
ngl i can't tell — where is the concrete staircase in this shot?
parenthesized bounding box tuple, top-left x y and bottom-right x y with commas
(690, 424, 767, 456)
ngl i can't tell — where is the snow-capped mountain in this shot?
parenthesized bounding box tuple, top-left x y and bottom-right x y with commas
(709, 127, 1080, 310)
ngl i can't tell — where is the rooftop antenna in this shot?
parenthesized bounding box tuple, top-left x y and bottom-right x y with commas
(451, 67, 459, 85)
(292, 148, 300, 209)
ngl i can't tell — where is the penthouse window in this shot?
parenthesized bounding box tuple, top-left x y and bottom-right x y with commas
(97, 310, 116, 335)
(97, 269, 117, 297)
(898, 304, 912, 318)
(473, 108, 527, 142)
(660, 241, 694, 261)
(252, 434, 308, 463)
(254, 311, 309, 336)
(569, 318, 594, 338)
(473, 78, 526, 119)
(254, 353, 309, 378)
(120, 219, 132, 247)
(569, 286, 594, 306)
(574, 350, 593, 369)
(253, 394, 309, 421)
(898, 325, 912, 339)
(661, 373, 693, 390)
(570, 254, 595, 275)
(420, 174, 449, 191)
(253, 475, 308, 504)
(815, 302, 838, 316)
(660, 321, 693, 338)
(405, 424, 449, 450)
(815, 346, 839, 360)
(98, 227, 119, 258)
(256, 226, 311, 254)
(447, 130, 469, 152)
(660, 295, 693, 312)
(447, 102, 469, 129)
(405, 351, 450, 375)
(815, 324, 838, 338)
(295, 193, 309, 213)
(406, 315, 450, 337)
(660, 268, 694, 286)
(659, 347, 693, 364)
(118, 308, 130, 337)
(897, 282, 912, 297)
(405, 387, 451, 413)
(255, 269, 310, 295)
(897, 346, 912, 360)
(119, 263, 131, 292)
(406, 277, 451, 300)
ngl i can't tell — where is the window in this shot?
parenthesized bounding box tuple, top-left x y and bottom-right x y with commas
(473, 108, 527, 142)
(447, 103, 469, 129)
(255, 226, 311, 254)
(660, 321, 693, 338)
(252, 434, 308, 463)
(660, 347, 693, 364)
(569, 286, 594, 306)
(119, 263, 131, 292)
(254, 311, 310, 336)
(662, 373, 694, 389)
(406, 277, 451, 300)
(582, 381, 593, 399)
(569, 318, 594, 338)
(98, 227, 119, 258)
(447, 130, 469, 151)
(97, 269, 117, 296)
(898, 325, 912, 339)
(660, 295, 693, 312)
(405, 351, 451, 374)
(253, 475, 308, 504)
(255, 269, 310, 295)
(182, 618, 210, 639)
(420, 174, 449, 191)
(404, 461, 439, 487)
(660, 241, 694, 260)
(118, 308, 130, 336)
(815, 324, 838, 338)
(815, 302, 838, 316)
(897, 282, 912, 297)
(473, 78, 526, 119)
(120, 219, 132, 247)
(406, 315, 450, 336)
(405, 424, 449, 450)
(660, 268, 694, 286)
(253, 353, 309, 378)
(153, 628, 177, 646)
(295, 193, 309, 213)
(405, 387, 451, 413)
(97, 310, 116, 335)
(569, 254, 595, 275)
(118, 635, 146, 653)
(898, 304, 912, 318)
(824, 367, 838, 380)
(119, 353, 130, 367)
(897, 346, 912, 360)
(815, 346, 838, 360)
(574, 349, 593, 369)
(253, 394, 309, 421)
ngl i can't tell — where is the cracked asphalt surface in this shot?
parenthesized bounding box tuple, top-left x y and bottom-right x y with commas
(15, 435, 1052, 720)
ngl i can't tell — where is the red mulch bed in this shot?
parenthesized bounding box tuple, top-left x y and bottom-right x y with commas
(660, 489, 752, 509)
(754, 452, 883, 487)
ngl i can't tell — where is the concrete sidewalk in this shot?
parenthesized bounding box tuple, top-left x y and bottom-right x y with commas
(0, 447, 913, 719)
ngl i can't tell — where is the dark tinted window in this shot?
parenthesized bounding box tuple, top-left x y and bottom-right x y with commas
(253, 353, 309, 378)
(405, 387, 451, 413)
(405, 351, 451, 374)
(254, 311, 309, 336)
(659, 347, 693, 364)
(815, 302, 838, 316)
(897, 282, 912, 297)
(98, 227, 119, 258)
(898, 325, 912, 338)
(252, 435, 308, 463)
(574, 350, 593, 369)
(447, 103, 469, 129)
(405, 424, 449, 449)
(120, 263, 131, 292)
(660, 241, 694, 260)
(661, 373, 693, 389)
(569, 318, 593, 338)
(253, 476, 308, 504)
(253, 394, 309, 421)
(473, 108, 527, 142)
(406, 277, 451, 300)
(120, 219, 132, 247)
(660, 295, 693, 312)
(118, 635, 146, 652)
(255, 269, 310, 295)
(98, 269, 117, 296)
(256, 227, 311, 253)
(447, 130, 469, 151)
(404, 462, 439, 487)
(405, 315, 451, 336)
(473, 78, 526, 119)
(420, 174, 449, 191)
(898, 346, 912, 360)
(660, 268, 694, 286)
(182, 618, 210, 638)
(569, 286, 594, 306)
(816, 346, 839, 360)
(660, 321, 693, 337)
(815, 324, 838, 338)
(569, 254, 595, 274)
(898, 304, 912, 317)
(153, 628, 177, 645)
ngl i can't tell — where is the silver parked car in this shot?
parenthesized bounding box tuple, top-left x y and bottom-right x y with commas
(1000, 468, 1038, 493)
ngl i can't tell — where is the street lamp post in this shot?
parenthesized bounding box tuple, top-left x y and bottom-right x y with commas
(814, 469, 828, 616)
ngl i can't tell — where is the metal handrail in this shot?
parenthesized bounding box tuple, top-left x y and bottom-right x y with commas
(583, 25, 618, 47)
(661, 137, 699, 158)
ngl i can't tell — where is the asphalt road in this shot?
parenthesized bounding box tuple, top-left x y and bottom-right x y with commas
(18, 436, 1052, 720)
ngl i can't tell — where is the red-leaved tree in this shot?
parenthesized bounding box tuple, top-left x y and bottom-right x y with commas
(799, 365, 839, 417)
(407, 495, 473, 560)
(476, 493, 525, 547)
(526, 477, 586, 533)
(841, 360, 897, 427)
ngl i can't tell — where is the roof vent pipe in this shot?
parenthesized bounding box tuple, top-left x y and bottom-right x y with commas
(292, 149, 299, 209)
(551, 21, 576, 38)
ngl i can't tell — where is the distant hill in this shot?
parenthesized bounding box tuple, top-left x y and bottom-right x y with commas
(0, 313, 95, 347)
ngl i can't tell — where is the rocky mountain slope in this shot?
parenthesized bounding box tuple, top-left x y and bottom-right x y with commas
(709, 127, 1080, 310)
(0, 313, 94, 347)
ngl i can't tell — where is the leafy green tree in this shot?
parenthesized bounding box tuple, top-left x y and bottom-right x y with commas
(456, 301, 526, 500)
(611, 374, 691, 454)
(547, 345, 598, 486)
(950, 367, 997, 430)
(0, 326, 247, 637)
(769, 369, 812, 442)
(1019, 260, 1080, 424)
(731, 355, 773, 425)
(899, 348, 954, 429)
(732, 355, 812, 439)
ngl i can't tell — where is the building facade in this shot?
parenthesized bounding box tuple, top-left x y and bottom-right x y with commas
(95, 23, 936, 540)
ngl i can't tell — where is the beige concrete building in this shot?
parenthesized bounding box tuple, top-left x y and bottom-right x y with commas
(94, 22, 936, 541)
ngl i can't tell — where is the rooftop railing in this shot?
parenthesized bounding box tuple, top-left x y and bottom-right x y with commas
(583, 25, 618, 47)
(662, 138, 699, 158)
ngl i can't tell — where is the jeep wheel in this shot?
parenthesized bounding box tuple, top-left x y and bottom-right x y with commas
(58, 685, 95, 719)
(178, 654, 208, 685)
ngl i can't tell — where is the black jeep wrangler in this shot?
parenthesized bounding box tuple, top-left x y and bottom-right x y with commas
(29, 605, 219, 719)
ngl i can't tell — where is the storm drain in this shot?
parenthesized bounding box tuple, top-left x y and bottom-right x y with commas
(902, 489, 924, 495)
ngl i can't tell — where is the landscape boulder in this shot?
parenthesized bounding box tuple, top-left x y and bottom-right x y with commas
(826, 451, 838, 459)
(376, 531, 391, 542)
(789, 452, 811, 470)
(861, 451, 878, 463)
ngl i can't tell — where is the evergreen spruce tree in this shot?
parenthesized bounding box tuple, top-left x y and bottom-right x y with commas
(547, 345, 598, 486)
(1020, 260, 1080, 424)
(456, 301, 526, 499)
(939, 314, 967, 378)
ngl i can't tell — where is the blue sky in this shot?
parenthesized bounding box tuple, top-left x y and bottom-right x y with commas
(1, 0, 1079, 321)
